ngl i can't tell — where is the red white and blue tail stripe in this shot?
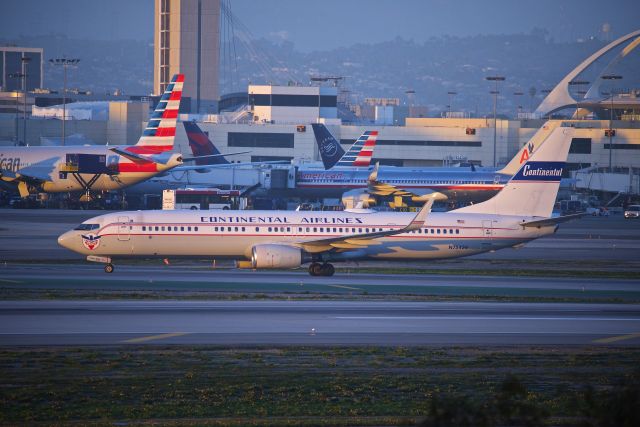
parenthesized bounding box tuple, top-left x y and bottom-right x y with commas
(135, 74, 184, 151)
(336, 131, 378, 167)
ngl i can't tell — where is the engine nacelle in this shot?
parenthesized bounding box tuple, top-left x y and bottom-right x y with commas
(251, 244, 302, 269)
(341, 189, 376, 209)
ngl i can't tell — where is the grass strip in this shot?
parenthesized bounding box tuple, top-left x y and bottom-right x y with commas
(0, 346, 638, 426)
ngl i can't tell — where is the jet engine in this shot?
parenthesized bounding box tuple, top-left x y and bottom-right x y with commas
(251, 244, 303, 269)
(341, 189, 376, 209)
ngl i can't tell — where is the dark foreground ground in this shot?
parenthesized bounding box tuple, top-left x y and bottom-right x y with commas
(1, 346, 638, 426)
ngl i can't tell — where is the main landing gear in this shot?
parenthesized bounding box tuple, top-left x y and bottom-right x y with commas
(308, 262, 335, 277)
(104, 263, 114, 273)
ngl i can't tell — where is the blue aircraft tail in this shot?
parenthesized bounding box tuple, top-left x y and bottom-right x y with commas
(183, 121, 230, 166)
(312, 123, 346, 170)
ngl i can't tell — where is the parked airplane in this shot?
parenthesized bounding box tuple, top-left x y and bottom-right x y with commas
(0, 74, 186, 198)
(59, 126, 577, 276)
(125, 122, 379, 196)
(297, 121, 564, 207)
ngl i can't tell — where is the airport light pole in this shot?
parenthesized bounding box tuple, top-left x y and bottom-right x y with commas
(486, 76, 505, 167)
(7, 72, 24, 144)
(601, 74, 622, 172)
(49, 58, 80, 146)
(513, 91, 524, 118)
(21, 56, 31, 145)
(447, 91, 457, 117)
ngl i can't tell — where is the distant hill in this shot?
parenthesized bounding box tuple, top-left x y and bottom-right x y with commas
(2, 31, 609, 115)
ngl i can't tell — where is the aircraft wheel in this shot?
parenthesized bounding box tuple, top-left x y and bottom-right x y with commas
(104, 264, 114, 274)
(321, 263, 335, 277)
(309, 262, 322, 276)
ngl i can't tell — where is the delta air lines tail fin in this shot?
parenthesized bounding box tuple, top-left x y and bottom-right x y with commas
(455, 126, 574, 218)
(134, 74, 184, 152)
(183, 121, 230, 166)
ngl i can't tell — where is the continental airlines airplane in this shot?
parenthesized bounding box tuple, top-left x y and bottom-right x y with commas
(298, 121, 564, 206)
(59, 126, 577, 276)
(0, 74, 185, 198)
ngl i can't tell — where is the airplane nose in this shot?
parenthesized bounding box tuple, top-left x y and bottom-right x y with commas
(57, 231, 72, 249)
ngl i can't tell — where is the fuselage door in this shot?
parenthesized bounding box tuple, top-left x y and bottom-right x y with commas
(117, 215, 131, 241)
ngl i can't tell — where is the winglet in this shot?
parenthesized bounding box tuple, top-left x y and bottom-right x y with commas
(404, 197, 435, 232)
(368, 162, 380, 183)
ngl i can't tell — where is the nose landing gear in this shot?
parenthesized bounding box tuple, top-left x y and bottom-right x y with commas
(308, 262, 335, 277)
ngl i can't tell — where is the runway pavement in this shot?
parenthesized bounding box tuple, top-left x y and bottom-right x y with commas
(1, 300, 639, 346)
(2, 263, 639, 303)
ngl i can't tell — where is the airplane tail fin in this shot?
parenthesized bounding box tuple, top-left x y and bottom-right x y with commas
(312, 123, 346, 170)
(497, 120, 561, 176)
(183, 121, 230, 166)
(335, 130, 378, 168)
(455, 126, 575, 217)
(134, 74, 184, 152)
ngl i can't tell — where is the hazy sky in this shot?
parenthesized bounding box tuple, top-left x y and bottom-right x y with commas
(2, 0, 639, 50)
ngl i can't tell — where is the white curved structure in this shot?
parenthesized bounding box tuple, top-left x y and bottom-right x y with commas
(535, 29, 640, 116)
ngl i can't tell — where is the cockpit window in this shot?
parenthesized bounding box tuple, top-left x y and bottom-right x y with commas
(74, 224, 100, 231)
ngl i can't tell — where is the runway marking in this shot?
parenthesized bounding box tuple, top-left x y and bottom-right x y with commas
(327, 284, 363, 291)
(0, 279, 22, 284)
(593, 332, 640, 344)
(121, 332, 189, 343)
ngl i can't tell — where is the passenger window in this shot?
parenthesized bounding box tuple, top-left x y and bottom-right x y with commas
(234, 227, 238, 232)
(242, 227, 246, 232)
(437, 229, 440, 234)
(443, 229, 447, 234)
(268, 227, 272, 232)
(456, 229, 460, 234)
(313, 228, 317, 233)
(195, 227, 198, 232)
(255, 227, 260, 232)
(142, 226, 146, 231)
(181, 226, 184, 231)
(161, 226, 165, 231)
(188, 227, 192, 231)
(155, 226, 159, 231)
(227, 227, 231, 232)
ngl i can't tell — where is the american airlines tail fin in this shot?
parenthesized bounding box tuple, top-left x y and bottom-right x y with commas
(497, 120, 561, 176)
(455, 126, 574, 217)
(335, 130, 378, 167)
(183, 121, 230, 166)
(134, 74, 184, 152)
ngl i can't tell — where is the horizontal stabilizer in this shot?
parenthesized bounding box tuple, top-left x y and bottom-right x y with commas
(520, 213, 586, 228)
(181, 151, 251, 162)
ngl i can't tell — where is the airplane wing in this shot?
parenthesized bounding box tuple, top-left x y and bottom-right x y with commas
(181, 151, 251, 162)
(367, 163, 447, 201)
(172, 160, 290, 171)
(520, 213, 587, 228)
(292, 198, 434, 253)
